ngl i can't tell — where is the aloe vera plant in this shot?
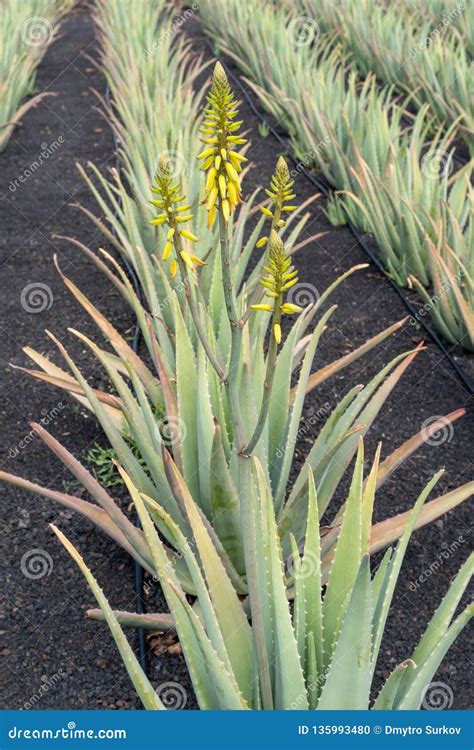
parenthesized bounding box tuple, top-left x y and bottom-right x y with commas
(46, 448, 473, 710)
(0, 0, 73, 151)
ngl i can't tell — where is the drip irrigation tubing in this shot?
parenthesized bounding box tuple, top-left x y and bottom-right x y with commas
(103, 84, 148, 680)
(211, 52, 474, 396)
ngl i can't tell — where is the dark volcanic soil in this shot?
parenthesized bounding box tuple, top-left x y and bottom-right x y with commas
(0, 3, 472, 712)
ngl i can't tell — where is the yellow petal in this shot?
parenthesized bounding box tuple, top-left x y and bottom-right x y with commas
(205, 167, 217, 192)
(256, 237, 268, 248)
(208, 207, 216, 228)
(225, 162, 239, 182)
(170, 259, 177, 278)
(273, 323, 282, 344)
(222, 199, 230, 222)
(167, 228, 175, 240)
(180, 250, 195, 270)
(218, 174, 227, 199)
(162, 242, 173, 261)
(190, 254, 206, 266)
(180, 229, 198, 242)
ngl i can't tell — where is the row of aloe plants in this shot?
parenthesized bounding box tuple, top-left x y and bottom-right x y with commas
(294, 0, 473, 153)
(0, 0, 74, 152)
(1, 1, 472, 709)
(200, 0, 474, 350)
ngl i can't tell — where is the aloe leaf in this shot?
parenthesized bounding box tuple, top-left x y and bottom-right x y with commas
(274, 306, 336, 512)
(322, 441, 364, 664)
(86, 609, 174, 631)
(254, 458, 308, 709)
(210, 422, 245, 574)
(392, 553, 474, 707)
(317, 556, 373, 710)
(161, 452, 253, 702)
(371, 472, 444, 676)
(51, 525, 164, 710)
(302, 317, 408, 395)
(172, 294, 201, 504)
(369, 481, 474, 555)
(0, 470, 152, 572)
(395, 605, 473, 710)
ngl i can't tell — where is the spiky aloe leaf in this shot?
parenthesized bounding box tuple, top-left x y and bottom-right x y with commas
(317, 556, 373, 709)
(322, 441, 364, 664)
(50, 525, 164, 710)
(209, 421, 244, 574)
(159, 453, 253, 703)
(253, 458, 308, 709)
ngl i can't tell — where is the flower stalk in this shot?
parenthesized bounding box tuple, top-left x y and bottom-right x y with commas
(150, 156, 227, 383)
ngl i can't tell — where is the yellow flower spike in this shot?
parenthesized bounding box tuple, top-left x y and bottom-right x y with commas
(273, 323, 282, 344)
(254, 231, 302, 332)
(170, 259, 178, 278)
(162, 242, 173, 261)
(256, 237, 268, 248)
(180, 229, 198, 242)
(198, 61, 247, 223)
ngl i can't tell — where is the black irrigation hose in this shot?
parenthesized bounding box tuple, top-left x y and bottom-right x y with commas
(213, 55, 474, 396)
(103, 85, 148, 680)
